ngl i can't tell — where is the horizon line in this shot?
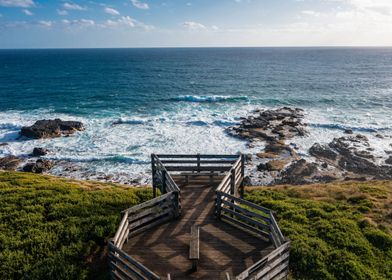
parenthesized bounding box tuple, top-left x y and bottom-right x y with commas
(1, 45, 392, 50)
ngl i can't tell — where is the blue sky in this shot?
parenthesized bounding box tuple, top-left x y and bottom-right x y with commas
(0, 0, 391, 48)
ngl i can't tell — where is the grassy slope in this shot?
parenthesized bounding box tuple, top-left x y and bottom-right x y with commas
(245, 181, 392, 280)
(0, 171, 152, 280)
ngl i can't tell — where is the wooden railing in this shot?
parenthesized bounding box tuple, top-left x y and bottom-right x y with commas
(235, 241, 290, 280)
(110, 153, 289, 280)
(215, 191, 289, 280)
(215, 191, 285, 247)
(216, 154, 245, 196)
(109, 191, 180, 280)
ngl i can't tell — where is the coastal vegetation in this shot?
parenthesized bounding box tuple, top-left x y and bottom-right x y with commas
(1, 171, 391, 280)
(245, 181, 392, 280)
(0, 171, 152, 280)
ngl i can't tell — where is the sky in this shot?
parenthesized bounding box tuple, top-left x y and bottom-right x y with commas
(1, 0, 392, 48)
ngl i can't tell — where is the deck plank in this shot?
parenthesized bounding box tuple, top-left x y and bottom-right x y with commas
(123, 181, 274, 280)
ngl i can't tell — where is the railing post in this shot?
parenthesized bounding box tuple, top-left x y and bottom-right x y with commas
(162, 170, 167, 194)
(240, 154, 245, 198)
(230, 168, 235, 195)
(151, 154, 157, 198)
(197, 153, 200, 173)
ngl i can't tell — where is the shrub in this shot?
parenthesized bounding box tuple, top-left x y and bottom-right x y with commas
(0, 171, 152, 280)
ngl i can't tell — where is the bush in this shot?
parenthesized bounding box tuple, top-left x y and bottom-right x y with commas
(245, 181, 392, 280)
(0, 171, 152, 280)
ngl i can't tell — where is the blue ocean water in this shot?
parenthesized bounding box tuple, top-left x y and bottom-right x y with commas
(1, 47, 392, 182)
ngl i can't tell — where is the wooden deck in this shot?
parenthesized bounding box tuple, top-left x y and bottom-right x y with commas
(123, 180, 274, 279)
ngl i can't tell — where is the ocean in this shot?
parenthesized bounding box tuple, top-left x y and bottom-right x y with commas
(1, 47, 392, 183)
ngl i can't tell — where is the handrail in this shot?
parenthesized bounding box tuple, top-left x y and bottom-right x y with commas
(110, 153, 289, 280)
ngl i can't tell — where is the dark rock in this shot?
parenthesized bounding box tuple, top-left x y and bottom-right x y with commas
(31, 147, 49, 157)
(0, 156, 22, 170)
(321, 162, 328, 168)
(276, 159, 318, 184)
(257, 163, 268, 171)
(344, 129, 353, 134)
(0, 143, 8, 146)
(23, 159, 54, 173)
(309, 143, 338, 160)
(313, 175, 337, 183)
(354, 150, 374, 160)
(375, 134, 384, 139)
(386, 156, 392, 165)
(20, 119, 84, 139)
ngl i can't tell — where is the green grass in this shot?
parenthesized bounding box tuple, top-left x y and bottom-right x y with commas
(0, 171, 152, 280)
(245, 181, 392, 280)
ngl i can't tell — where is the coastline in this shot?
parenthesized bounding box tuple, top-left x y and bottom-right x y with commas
(1, 106, 391, 186)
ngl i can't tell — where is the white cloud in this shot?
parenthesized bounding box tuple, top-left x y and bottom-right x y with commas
(22, 8, 32, 15)
(301, 10, 320, 17)
(37, 20, 52, 28)
(63, 2, 86, 11)
(62, 18, 95, 28)
(103, 16, 154, 30)
(130, 0, 149, 10)
(104, 7, 120, 16)
(182, 21, 206, 30)
(57, 9, 68, 16)
(0, 0, 34, 7)
(211, 25, 219, 31)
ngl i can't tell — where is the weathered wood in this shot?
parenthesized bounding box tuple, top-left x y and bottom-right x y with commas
(218, 191, 272, 214)
(220, 207, 270, 232)
(122, 192, 173, 214)
(220, 213, 270, 240)
(189, 225, 200, 272)
(156, 154, 240, 159)
(129, 208, 173, 232)
(254, 252, 290, 279)
(165, 166, 231, 172)
(109, 242, 161, 280)
(160, 159, 237, 164)
(129, 213, 173, 237)
(113, 212, 129, 246)
(270, 213, 285, 245)
(109, 254, 147, 280)
(220, 199, 271, 224)
(236, 242, 290, 280)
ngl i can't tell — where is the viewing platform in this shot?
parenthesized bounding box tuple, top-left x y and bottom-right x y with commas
(109, 154, 290, 280)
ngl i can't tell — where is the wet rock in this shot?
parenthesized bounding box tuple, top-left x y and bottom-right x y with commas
(23, 159, 54, 173)
(228, 107, 307, 143)
(20, 119, 84, 139)
(376, 134, 384, 139)
(276, 159, 318, 185)
(265, 159, 291, 171)
(0, 143, 8, 146)
(309, 143, 338, 160)
(344, 129, 353, 134)
(386, 156, 392, 165)
(256, 152, 279, 159)
(0, 156, 22, 171)
(353, 150, 374, 160)
(31, 147, 49, 157)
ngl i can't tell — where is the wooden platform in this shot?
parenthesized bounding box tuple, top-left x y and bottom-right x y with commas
(123, 180, 274, 280)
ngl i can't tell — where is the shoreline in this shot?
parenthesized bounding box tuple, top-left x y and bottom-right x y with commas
(0, 106, 392, 186)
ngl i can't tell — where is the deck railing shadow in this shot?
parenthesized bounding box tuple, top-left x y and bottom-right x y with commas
(108, 154, 290, 280)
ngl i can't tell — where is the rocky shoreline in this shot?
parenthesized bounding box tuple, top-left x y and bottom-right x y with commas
(228, 107, 392, 185)
(1, 111, 392, 186)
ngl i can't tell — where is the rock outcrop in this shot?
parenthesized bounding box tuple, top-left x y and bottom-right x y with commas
(31, 147, 49, 157)
(21, 119, 84, 139)
(23, 159, 54, 173)
(0, 156, 22, 171)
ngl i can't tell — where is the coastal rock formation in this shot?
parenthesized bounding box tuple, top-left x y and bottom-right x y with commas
(228, 107, 307, 142)
(0, 156, 22, 171)
(23, 159, 54, 173)
(275, 159, 318, 185)
(20, 119, 84, 139)
(31, 147, 49, 157)
(310, 135, 392, 180)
